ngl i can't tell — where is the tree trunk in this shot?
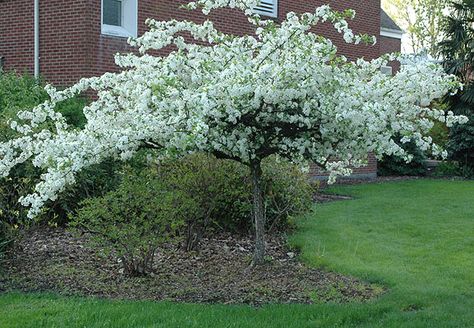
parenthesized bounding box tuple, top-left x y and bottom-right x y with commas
(250, 160, 266, 265)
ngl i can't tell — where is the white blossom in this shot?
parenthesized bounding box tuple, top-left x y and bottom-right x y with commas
(0, 2, 467, 217)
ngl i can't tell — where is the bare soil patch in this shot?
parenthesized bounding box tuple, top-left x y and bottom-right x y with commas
(313, 193, 353, 203)
(0, 227, 384, 305)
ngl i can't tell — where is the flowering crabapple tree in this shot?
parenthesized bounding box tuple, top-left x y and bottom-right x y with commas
(0, 0, 467, 265)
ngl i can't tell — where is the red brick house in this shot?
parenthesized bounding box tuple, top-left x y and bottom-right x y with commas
(0, 0, 402, 179)
(380, 9, 403, 72)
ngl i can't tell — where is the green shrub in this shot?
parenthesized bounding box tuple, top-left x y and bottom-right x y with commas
(0, 72, 87, 132)
(70, 154, 314, 260)
(0, 72, 119, 227)
(161, 154, 314, 237)
(429, 121, 449, 150)
(432, 161, 462, 178)
(70, 170, 190, 276)
(44, 160, 123, 225)
(378, 138, 427, 176)
(262, 159, 315, 233)
(106, 154, 313, 251)
(447, 116, 474, 178)
(158, 154, 251, 250)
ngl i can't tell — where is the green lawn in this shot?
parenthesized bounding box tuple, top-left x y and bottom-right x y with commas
(1, 179, 473, 327)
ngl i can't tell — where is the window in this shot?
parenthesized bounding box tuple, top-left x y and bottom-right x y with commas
(103, 0, 122, 27)
(380, 66, 393, 76)
(253, 0, 278, 18)
(101, 0, 137, 38)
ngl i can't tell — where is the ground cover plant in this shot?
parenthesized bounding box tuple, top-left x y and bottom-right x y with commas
(0, 0, 467, 264)
(1, 180, 473, 327)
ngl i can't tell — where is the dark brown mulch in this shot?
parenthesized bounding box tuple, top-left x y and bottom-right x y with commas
(0, 227, 385, 305)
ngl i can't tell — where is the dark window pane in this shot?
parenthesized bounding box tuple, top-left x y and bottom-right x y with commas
(103, 0, 122, 26)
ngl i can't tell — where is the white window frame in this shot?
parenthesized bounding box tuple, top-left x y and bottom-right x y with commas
(253, 0, 278, 18)
(101, 0, 138, 38)
(381, 65, 393, 76)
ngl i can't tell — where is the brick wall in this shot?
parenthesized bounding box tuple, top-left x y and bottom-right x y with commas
(89, 0, 381, 81)
(380, 35, 402, 72)
(308, 154, 378, 181)
(1, 0, 381, 85)
(0, 0, 35, 75)
(39, 1, 92, 85)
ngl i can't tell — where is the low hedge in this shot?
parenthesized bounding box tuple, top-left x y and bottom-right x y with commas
(72, 154, 315, 256)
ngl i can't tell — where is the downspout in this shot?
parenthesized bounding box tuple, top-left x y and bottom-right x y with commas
(34, 0, 39, 79)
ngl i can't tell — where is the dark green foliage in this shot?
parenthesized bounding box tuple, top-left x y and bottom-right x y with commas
(432, 161, 463, 177)
(45, 160, 123, 224)
(439, 1, 474, 177)
(0, 72, 87, 133)
(0, 73, 47, 121)
(439, 0, 474, 81)
(262, 159, 315, 232)
(70, 171, 190, 276)
(446, 115, 474, 177)
(158, 154, 251, 250)
(0, 221, 13, 263)
(378, 139, 427, 176)
(0, 72, 119, 232)
(71, 154, 314, 256)
(159, 154, 314, 246)
(429, 121, 449, 150)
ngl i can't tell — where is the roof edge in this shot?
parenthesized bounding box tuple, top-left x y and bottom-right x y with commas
(380, 27, 404, 40)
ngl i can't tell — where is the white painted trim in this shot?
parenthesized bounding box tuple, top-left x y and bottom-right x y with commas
(102, 24, 134, 38)
(380, 27, 404, 40)
(253, 0, 278, 18)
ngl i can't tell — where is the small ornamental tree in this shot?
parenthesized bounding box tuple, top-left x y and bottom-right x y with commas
(0, 0, 467, 265)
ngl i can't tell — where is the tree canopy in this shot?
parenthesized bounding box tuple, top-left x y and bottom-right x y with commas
(0, 0, 467, 263)
(383, 0, 449, 57)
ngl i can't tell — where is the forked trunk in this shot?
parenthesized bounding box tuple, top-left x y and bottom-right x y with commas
(250, 160, 266, 265)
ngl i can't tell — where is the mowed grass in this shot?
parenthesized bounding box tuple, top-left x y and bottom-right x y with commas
(291, 179, 474, 327)
(1, 179, 473, 327)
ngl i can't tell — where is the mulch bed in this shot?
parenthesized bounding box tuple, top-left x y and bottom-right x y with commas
(0, 227, 384, 305)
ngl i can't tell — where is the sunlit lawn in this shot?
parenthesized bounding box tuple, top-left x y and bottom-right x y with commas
(1, 179, 473, 327)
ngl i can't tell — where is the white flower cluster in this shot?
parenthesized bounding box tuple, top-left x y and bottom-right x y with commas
(185, 0, 260, 15)
(0, 2, 467, 217)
